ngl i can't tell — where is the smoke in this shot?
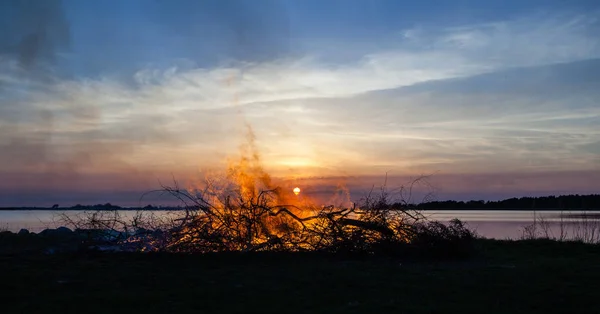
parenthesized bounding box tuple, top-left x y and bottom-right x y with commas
(0, 0, 70, 70)
(151, 0, 291, 64)
(0, 0, 79, 194)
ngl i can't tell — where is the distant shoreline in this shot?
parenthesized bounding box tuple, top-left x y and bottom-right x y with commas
(0, 207, 181, 211)
(2, 207, 600, 211)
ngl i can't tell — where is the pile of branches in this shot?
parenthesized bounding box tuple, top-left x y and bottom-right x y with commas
(138, 178, 475, 256)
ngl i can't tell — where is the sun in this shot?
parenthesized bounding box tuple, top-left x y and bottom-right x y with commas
(293, 187, 301, 196)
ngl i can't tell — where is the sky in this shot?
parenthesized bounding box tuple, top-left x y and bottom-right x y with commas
(1, 0, 599, 206)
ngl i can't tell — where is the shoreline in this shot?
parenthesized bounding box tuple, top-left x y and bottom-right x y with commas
(3, 207, 600, 211)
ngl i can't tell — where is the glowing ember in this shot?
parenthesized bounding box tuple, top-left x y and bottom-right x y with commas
(293, 187, 301, 196)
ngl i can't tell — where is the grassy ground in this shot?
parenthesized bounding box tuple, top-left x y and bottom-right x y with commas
(2, 239, 599, 314)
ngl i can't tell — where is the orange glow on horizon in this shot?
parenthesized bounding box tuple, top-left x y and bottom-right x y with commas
(293, 187, 301, 196)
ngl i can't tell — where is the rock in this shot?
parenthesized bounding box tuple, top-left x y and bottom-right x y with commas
(38, 229, 51, 236)
(56, 226, 73, 234)
(17, 229, 30, 235)
(39, 227, 73, 237)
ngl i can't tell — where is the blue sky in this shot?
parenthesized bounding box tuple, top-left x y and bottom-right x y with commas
(4, 0, 596, 76)
(1, 0, 599, 206)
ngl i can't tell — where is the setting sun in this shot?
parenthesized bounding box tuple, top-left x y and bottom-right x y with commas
(293, 187, 301, 196)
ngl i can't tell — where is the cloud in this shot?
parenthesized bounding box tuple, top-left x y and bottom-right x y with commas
(234, 58, 600, 176)
(1, 10, 599, 204)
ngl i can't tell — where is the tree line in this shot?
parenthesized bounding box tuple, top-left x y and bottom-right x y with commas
(409, 194, 600, 210)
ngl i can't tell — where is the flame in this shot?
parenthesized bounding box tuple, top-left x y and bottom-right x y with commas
(226, 124, 273, 199)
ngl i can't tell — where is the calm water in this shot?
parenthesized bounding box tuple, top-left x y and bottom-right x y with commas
(1, 210, 599, 240)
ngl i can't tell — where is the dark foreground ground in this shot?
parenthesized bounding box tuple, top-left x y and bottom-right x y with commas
(1, 239, 599, 314)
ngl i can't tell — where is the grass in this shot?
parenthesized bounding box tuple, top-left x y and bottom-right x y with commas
(521, 210, 600, 243)
(2, 239, 599, 314)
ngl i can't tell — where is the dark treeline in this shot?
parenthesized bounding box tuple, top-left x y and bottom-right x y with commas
(0, 203, 182, 211)
(2, 194, 600, 211)
(66, 203, 182, 211)
(409, 194, 600, 210)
